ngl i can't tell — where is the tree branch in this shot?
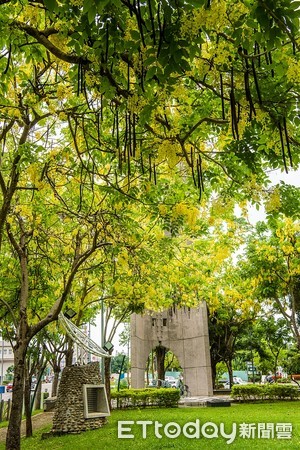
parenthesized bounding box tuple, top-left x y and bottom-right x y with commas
(30, 241, 112, 337)
(13, 21, 90, 65)
(182, 117, 228, 142)
(0, 297, 17, 328)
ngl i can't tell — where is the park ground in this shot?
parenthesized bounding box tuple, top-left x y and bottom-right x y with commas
(0, 401, 299, 449)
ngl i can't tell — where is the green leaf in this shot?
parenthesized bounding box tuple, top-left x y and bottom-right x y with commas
(88, 6, 97, 24)
(43, 0, 57, 11)
(145, 66, 157, 81)
(83, 0, 93, 14)
(130, 30, 141, 41)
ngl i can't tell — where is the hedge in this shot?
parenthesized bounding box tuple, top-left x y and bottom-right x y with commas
(111, 388, 180, 409)
(231, 384, 299, 402)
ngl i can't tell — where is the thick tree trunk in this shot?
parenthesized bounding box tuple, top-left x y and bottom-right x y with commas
(156, 346, 166, 386)
(6, 344, 27, 450)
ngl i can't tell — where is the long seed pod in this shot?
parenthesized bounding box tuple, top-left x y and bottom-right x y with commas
(116, 108, 120, 149)
(230, 90, 239, 139)
(136, 0, 146, 47)
(230, 68, 239, 139)
(81, 63, 85, 93)
(196, 158, 201, 189)
(141, 153, 144, 174)
(264, 47, 269, 65)
(153, 162, 157, 185)
(140, 51, 145, 92)
(128, 112, 132, 157)
(97, 113, 101, 143)
(268, 51, 274, 77)
(105, 22, 109, 63)
(133, 113, 137, 158)
(220, 74, 225, 120)
(196, 160, 202, 201)
(237, 102, 241, 123)
(255, 41, 261, 67)
(191, 147, 197, 187)
(123, 114, 128, 163)
(3, 43, 11, 75)
(244, 68, 256, 119)
(127, 60, 130, 91)
(127, 143, 131, 176)
(77, 62, 81, 96)
(198, 156, 204, 192)
(78, 166, 84, 212)
(100, 94, 103, 121)
(112, 113, 116, 138)
(278, 122, 288, 173)
(157, 3, 163, 58)
(283, 117, 293, 167)
(149, 154, 152, 181)
(118, 146, 122, 172)
(148, 0, 156, 45)
(251, 60, 262, 105)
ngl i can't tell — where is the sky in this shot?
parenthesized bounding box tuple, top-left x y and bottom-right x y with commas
(248, 167, 300, 224)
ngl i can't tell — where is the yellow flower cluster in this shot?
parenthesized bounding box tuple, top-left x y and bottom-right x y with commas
(286, 57, 300, 83)
(157, 140, 180, 168)
(173, 202, 199, 228)
(123, 18, 138, 41)
(264, 188, 281, 213)
(69, 0, 83, 6)
(213, 41, 236, 66)
(127, 93, 147, 114)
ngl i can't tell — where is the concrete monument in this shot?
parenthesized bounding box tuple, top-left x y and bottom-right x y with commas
(131, 303, 213, 396)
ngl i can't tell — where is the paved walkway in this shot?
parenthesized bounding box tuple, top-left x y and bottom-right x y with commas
(0, 412, 54, 443)
(179, 395, 232, 407)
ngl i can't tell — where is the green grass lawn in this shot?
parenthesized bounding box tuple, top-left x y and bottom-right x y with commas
(0, 409, 43, 430)
(3, 402, 300, 449)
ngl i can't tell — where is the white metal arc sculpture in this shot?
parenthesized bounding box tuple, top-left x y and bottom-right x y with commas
(59, 313, 112, 358)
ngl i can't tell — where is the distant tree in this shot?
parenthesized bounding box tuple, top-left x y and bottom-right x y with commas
(111, 353, 129, 374)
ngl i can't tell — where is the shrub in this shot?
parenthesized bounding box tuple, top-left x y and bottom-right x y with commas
(231, 384, 299, 402)
(231, 384, 262, 401)
(264, 384, 299, 400)
(111, 388, 180, 409)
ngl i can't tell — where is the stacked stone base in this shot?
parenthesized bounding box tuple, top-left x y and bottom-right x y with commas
(50, 362, 108, 435)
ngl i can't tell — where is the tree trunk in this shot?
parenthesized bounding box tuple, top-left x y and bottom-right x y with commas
(104, 357, 111, 409)
(156, 346, 166, 386)
(211, 360, 217, 389)
(151, 349, 155, 380)
(226, 360, 233, 388)
(52, 366, 60, 397)
(24, 368, 33, 438)
(34, 379, 42, 410)
(65, 337, 74, 367)
(146, 356, 150, 386)
(6, 344, 27, 450)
